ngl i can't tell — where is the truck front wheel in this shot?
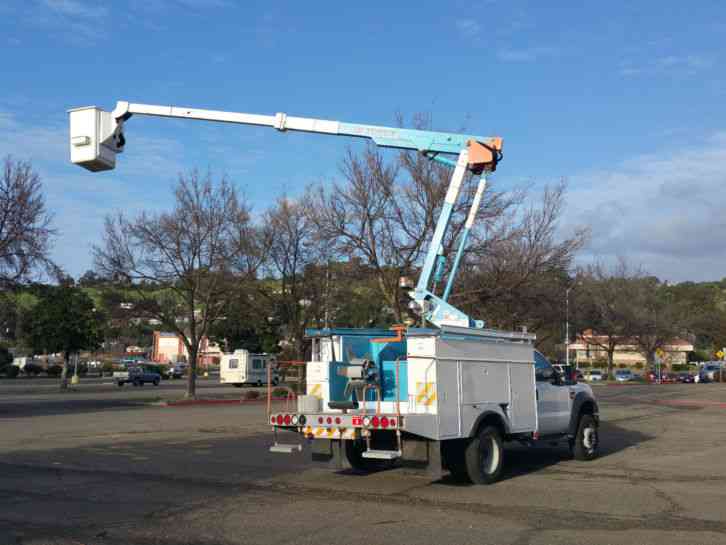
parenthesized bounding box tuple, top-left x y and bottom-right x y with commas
(571, 414, 599, 461)
(464, 426, 504, 485)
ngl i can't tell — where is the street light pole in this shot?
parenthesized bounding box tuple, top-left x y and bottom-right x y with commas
(565, 287, 571, 368)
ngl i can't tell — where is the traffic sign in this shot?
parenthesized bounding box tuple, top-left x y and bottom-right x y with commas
(716, 350, 724, 360)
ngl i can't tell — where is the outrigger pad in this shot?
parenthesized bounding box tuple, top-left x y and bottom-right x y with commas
(328, 401, 359, 410)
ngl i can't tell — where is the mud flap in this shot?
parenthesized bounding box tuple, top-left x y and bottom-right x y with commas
(311, 439, 350, 469)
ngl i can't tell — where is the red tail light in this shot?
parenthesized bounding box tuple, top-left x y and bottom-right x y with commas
(276, 414, 283, 425)
(380, 416, 389, 429)
(389, 418, 396, 427)
(284, 414, 292, 425)
(371, 416, 380, 428)
(270, 416, 276, 425)
(318, 417, 324, 424)
(335, 417, 341, 425)
(326, 417, 332, 425)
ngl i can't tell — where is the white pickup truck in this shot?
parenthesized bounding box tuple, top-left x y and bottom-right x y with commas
(269, 326, 599, 484)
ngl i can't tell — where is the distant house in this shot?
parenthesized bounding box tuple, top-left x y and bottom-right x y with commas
(151, 331, 222, 367)
(569, 330, 693, 368)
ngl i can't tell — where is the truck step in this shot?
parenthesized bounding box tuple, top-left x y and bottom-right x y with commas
(269, 443, 302, 454)
(361, 449, 401, 460)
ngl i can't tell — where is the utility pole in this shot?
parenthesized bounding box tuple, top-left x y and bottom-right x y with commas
(565, 286, 572, 368)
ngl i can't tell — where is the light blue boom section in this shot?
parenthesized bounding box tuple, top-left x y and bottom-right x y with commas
(337, 123, 491, 155)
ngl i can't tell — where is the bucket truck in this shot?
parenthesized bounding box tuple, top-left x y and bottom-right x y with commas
(69, 101, 599, 484)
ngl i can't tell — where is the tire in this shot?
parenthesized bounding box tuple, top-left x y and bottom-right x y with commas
(117, 382, 124, 387)
(233, 383, 243, 388)
(153, 378, 160, 386)
(442, 440, 468, 481)
(344, 439, 392, 472)
(572, 414, 599, 461)
(464, 426, 504, 485)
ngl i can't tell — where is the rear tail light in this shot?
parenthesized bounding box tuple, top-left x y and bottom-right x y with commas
(276, 414, 283, 425)
(380, 416, 389, 429)
(326, 417, 332, 425)
(389, 418, 396, 427)
(270, 416, 276, 425)
(318, 417, 324, 424)
(371, 416, 380, 428)
(335, 417, 341, 425)
(284, 414, 292, 426)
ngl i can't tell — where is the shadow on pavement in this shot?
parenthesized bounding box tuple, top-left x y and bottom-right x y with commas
(434, 420, 653, 486)
(0, 398, 153, 418)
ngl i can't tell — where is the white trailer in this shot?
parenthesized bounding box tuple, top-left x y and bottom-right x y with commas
(220, 350, 278, 387)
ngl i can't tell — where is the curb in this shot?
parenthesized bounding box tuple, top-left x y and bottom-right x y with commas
(160, 396, 292, 407)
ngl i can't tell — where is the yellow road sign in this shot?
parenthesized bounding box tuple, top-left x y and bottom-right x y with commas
(716, 350, 724, 360)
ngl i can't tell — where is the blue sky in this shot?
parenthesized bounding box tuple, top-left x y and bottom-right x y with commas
(1, 1, 725, 281)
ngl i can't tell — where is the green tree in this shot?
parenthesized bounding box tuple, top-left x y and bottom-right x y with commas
(24, 285, 103, 390)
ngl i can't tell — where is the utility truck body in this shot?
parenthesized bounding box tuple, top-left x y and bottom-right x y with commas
(270, 326, 598, 483)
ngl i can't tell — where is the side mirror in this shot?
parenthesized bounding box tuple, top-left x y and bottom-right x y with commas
(536, 367, 554, 382)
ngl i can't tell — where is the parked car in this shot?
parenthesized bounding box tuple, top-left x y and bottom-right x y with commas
(115, 364, 161, 387)
(614, 369, 633, 382)
(585, 369, 604, 382)
(167, 363, 188, 379)
(676, 372, 695, 383)
(700, 364, 723, 382)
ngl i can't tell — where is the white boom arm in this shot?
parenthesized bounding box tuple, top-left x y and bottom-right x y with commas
(68, 100, 500, 173)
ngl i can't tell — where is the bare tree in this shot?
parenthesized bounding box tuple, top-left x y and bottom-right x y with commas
(261, 196, 317, 359)
(0, 157, 56, 287)
(454, 182, 589, 348)
(308, 143, 515, 322)
(94, 170, 262, 398)
(574, 260, 640, 377)
(627, 276, 687, 368)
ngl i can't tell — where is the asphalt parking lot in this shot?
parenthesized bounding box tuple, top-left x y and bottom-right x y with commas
(3, 381, 726, 545)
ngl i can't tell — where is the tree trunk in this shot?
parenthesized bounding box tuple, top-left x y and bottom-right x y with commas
(607, 350, 615, 381)
(59, 352, 69, 391)
(186, 347, 197, 399)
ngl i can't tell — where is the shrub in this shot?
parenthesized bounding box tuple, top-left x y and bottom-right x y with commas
(244, 390, 261, 400)
(22, 363, 43, 376)
(5, 365, 20, 378)
(634, 362, 644, 370)
(272, 387, 291, 398)
(618, 363, 627, 369)
(102, 362, 115, 376)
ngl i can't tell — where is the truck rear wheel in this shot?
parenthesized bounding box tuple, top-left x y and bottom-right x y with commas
(464, 426, 504, 484)
(572, 414, 599, 461)
(344, 439, 392, 472)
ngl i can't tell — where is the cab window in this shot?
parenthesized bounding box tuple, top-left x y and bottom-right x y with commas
(228, 358, 238, 369)
(534, 351, 553, 381)
(252, 359, 263, 370)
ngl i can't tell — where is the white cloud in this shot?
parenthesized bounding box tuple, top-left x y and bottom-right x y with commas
(456, 18, 481, 39)
(42, 0, 108, 18)
(620, 54, 715, 78)
(564, 132, 726, 281)
(497, 46, 560, 63)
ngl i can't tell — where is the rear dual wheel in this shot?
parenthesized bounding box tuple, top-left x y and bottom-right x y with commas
(463, 426, 504, 485)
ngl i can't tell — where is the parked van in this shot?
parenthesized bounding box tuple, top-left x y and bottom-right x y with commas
(220, 350, 278, 387)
